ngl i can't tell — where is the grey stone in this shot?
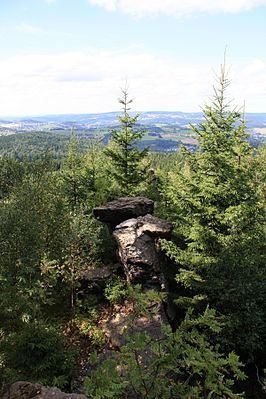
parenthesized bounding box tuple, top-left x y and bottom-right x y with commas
(1, 381, 87, 399)
(93, 197, 154, 230)
(113, 214, 172, 289)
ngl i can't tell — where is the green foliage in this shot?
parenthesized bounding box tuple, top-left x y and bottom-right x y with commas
(85, 307, 245, 399)
(83, 137, 108, 206)
(0, 153, 106, 330)
(127, 284, 165, 318)
(61, 133, 111, 210)
(69, 315, 106, 348)
(0, 157, 25, 199)
(61, 133, 90, 211)
(0, 159, 69, 326)
(85, 355, 127, 399)
(0, 130, 89, 161)
(161, 62, 266, 359)
(104, 276, 128, 304)
(105, 87, 149, 196)
(1, 322, 77, 388)
(44, 211, 103, 312)
(149, 151, 185, 174)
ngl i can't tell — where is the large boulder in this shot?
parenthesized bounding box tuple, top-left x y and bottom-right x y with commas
(1, 381, 87, 399)
(113, 214, 172, 289)
(93, 197, 154, 230)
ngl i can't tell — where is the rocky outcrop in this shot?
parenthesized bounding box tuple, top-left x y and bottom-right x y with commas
(1, 381, 87, 399)
(93, 197, 174, 350)
(113, 214, 172, 289)
(93, 196, 154, 230)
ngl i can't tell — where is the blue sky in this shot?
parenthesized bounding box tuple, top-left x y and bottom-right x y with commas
(0, 0, 266, 116)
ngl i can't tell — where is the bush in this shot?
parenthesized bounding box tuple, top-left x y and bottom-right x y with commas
(84, 308, 246, 399)
(104, 277, 128, 305)
(1, 322, 77, 388)
(71, 316, 106, 348)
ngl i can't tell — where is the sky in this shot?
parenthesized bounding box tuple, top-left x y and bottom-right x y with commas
(0, 0, 266, 116)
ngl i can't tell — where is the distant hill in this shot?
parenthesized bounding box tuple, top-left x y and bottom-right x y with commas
(1, 111, 266, 129)
(0, 111, 265, 156)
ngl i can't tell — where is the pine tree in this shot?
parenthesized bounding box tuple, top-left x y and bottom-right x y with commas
(105, 87, 149, 196)
(161, 62, 266, 359)
(61, 132, 90, 211)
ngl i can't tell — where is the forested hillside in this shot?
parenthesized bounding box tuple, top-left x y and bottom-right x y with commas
(0, 112, 265, 159)
(0, 70, 266, 399)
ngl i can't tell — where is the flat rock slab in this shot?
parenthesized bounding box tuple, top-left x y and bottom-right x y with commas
(93, 197, 154, 230)
(1, 381, 87, 399)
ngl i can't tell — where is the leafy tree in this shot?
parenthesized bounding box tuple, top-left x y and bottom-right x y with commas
(58, 211, 103, 312)
(0, 159, 68, 327)
(105, 87, 149, 196)
(161, 62, 266, 360)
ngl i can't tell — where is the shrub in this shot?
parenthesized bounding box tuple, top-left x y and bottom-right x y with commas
(104, 276, 128, 305)
(1, 322, 77, 388)
(84, 308, 246, 399)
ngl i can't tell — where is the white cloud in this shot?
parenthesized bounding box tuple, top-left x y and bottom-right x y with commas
(89, 0, 266, 17)
(232, 59, 266, 110)
(0, 51, 265, 116)
(17, 23, 44, 34)
(43, 0, 57, 4)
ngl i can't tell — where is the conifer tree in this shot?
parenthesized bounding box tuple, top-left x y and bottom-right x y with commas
(61, 132, 87, 211)
(105, 87, 149, 196)
(162, 61, 266, 359)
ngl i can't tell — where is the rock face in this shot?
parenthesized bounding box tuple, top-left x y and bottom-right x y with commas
(93, 196, 154, 230)
(93, 197, 174, 350)
(1, 381, 87, 399)
(93, 196, 172, 293)
(113, 214, 172, 289)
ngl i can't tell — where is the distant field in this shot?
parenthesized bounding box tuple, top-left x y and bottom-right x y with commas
(0, 122, 265, 160)
(253, 128, 266, 135)
(0, 131, 15, 137)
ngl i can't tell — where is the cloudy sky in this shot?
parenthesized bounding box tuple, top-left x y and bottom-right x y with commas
(0, 0, 266, 116)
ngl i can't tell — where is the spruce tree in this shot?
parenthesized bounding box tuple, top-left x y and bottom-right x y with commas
(105, 87, 149, 196)
(162, 62, 266, 359)
(61, 132, 88, 211)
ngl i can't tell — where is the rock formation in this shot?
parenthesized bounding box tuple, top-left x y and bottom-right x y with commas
(94, 197, 172, 291)
(113, 214, 172, 289)
(93, 196, 154, 231)
(1, 381, 87, 399)
(93, 197, 173, 348)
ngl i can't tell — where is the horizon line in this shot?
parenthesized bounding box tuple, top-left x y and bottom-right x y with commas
(1, 110, 266, 119)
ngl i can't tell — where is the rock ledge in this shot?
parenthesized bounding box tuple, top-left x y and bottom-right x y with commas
(93, 196, 154, 230)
